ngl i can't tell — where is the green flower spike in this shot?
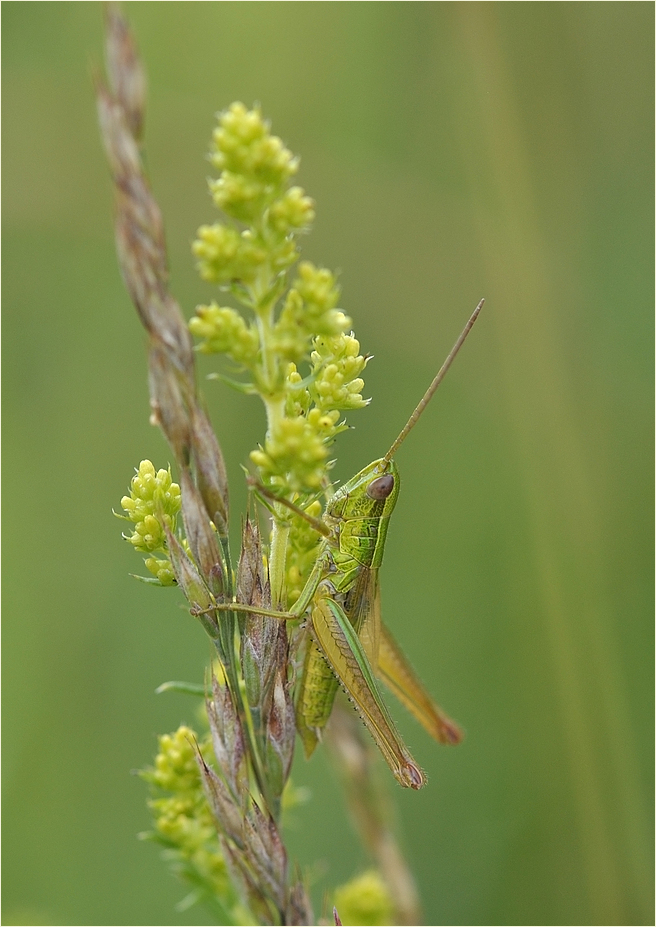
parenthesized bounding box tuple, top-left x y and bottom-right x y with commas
(117, 460, 181, 585)
(192, 102, 314, 287)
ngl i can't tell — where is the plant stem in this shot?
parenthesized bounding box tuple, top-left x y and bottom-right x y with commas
(268, 514, 290, 609)
(254, 277, 290, 610)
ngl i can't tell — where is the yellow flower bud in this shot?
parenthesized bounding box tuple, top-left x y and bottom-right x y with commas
(333, 870, 395, 927)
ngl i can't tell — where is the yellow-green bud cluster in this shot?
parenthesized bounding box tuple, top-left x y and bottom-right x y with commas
(269, 186, 315, 237)
(193, 224, 271, 286)
(333, 870, 395, 927)
(142, 726, 239, 918)
(192, 103, 314, 286)
(250, 413, 336, 492)
(311, 332, 369, 411)
(117, 460, 181, 586)
(148, 726, 206, 796)
(209, 103, 298, 219)
(285, 501, 323, 606)
(143, 557, 176, 587)
(120, 460, 181, 551)
(250, 336, 367, 492)
(189, 303, 260, 367)
(273, 263, 351, 363)
(283, 363, 311, 419)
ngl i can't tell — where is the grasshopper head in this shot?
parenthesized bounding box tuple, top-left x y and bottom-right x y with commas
(328, 458, 400, 520)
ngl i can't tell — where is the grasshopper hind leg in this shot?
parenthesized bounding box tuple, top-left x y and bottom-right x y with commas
(307, 596, 426, 789)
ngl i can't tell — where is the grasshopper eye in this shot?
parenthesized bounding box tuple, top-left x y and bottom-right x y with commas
(366, 474, 395, 500)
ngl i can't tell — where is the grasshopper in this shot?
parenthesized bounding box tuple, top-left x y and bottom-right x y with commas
(209, 299, 483, 789)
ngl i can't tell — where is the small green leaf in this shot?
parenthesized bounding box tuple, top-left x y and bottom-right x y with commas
(129, 573, 169, 586)
(207, 373, 258, 394)
(155, 681, 207, 697)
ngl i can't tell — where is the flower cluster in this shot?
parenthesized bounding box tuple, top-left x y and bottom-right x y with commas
(310, 332, 370, 412)
(249, 330, 369, 493)
(250, 414, 332, 493)
(189, 303, 260, 366)
(116, 460, 181, 585)
(333, 870, 395, 927)
(188, 103, 371, 599)
(192, 102, 314, 286)
(273, 262, 351, 363)
(141, 726, 247, 924)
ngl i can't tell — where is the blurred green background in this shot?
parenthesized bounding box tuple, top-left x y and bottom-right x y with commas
(3, 3, 653, 925)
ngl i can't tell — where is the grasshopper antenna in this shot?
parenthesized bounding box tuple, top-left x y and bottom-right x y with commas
(383, 298, 484, 463)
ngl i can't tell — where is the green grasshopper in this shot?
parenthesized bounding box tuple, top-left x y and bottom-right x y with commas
(211, 299, 483, 789)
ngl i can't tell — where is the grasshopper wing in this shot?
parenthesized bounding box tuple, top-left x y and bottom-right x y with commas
(311, 595, 425, 789)
(343, 565, 381, 667)
(377, 622, 463, 745)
